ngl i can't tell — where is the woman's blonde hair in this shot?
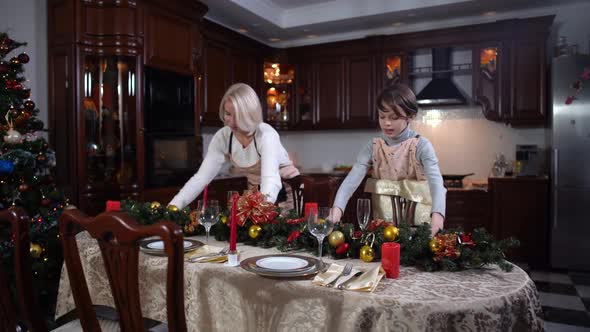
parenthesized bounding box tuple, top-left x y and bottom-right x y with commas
(219, 83, 263, 134)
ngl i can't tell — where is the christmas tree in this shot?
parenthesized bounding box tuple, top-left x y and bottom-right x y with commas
(0, 32, 66, 326)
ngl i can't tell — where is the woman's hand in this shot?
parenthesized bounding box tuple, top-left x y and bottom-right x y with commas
(431, 213, 444, 237)
(329, 207, 343, 223)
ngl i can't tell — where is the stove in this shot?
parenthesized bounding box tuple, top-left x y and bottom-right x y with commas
(442, 174, 474, 188)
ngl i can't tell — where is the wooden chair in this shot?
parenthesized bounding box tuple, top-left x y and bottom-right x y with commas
(0, 207, 49, 332)
(283, 175, 304, 216)
(57, 209, 187, 332)
(390, 196, 417, 226)
(301, 175, 340, 208)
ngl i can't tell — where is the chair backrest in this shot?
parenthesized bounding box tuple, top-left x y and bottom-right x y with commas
(0, 208, 48, 332)
(59, 209, 187, 332)
(301, 175, 340, 208)
(390, 196, 417, 226)
(283, 176, 304, 216)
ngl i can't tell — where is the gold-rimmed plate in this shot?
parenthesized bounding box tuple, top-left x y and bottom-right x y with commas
(139, 238, 203, 256)
(241, 254, 320, 278)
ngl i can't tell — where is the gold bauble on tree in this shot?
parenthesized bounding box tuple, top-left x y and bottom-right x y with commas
(429, 238, 443, 254)
(359, 245, 375, 262)
(167, 204, 179, 212)
(150, 201, 161, 209)
(248, 224, 262, 239)
(328, 230, 345, 247)
(220, 215, 228, 224)
(30, 243, 43, 258)
(383, 225, 399, 242)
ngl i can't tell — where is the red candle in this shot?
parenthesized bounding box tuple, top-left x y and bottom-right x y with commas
(304, 202, 318, 219)
(203, 186, 209, 209)
(229, 193, 238, 251)
(381, 242, 400, 279)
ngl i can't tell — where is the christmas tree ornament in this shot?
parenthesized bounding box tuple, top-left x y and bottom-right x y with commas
(335, 242, 349, 255)
(18, 184, 30, 192)
(383, 225, 399, 242)
(360, 245, 375, 262)
(30, 243, 43, 258)
(0, 159, 14, 175)
(64, 204, 77, 210)
(328, 230, 345, 247)
(220, 215, 228, 224)
(21, 89, 31, 98)
(36, 154, 46, 163)
(150, 201, 161, 209)
(17, 53, 29, 64)
(167, 204, 179, 212)
(248, 224, 262, 239)
(9, 56, 19, 65)
(429, 238, 443, 254)
(4, 127, 22, 144)
(24, 100, 35, 110)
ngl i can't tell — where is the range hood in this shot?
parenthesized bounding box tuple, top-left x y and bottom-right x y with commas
(416, 48, 467, 106)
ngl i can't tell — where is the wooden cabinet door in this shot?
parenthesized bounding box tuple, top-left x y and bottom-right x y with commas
(201, 41, 230, 126)
(445, 190, 491, 232)
(490, 177, 549, 267)
(472, 42, 506, 122)
(144, 8, 199, 75)
(509, 38, 547, 126)
(231, 52, 258, 89)
(343, 56, 375, 128)
(294, 62, 313, 129)
(313, 58, 343, 128)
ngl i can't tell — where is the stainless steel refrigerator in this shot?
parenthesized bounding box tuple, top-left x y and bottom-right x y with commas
(551, 54, 590, 271)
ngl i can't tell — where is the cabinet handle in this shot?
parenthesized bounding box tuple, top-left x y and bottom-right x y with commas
(553, 148, 558, 229)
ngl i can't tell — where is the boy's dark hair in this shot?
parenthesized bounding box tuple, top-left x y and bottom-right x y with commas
(377, 83, 419, 118)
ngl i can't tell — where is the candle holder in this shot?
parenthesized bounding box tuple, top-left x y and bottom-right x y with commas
(224, 249, 240, 267)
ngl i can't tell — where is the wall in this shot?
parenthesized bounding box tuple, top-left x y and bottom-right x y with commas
(2, 1, 587, 180)
(0, 0, 48, 127)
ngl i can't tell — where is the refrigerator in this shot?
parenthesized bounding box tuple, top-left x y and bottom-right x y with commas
(551, 54, 590, 271)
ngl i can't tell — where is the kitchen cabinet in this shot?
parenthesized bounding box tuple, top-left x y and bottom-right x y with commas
(313, 58, 344, 129)
(473, 42, 506, 121)
(445, 190, 491, 232)
(343, 55, 376, 128)
(489, 177, 549, 267)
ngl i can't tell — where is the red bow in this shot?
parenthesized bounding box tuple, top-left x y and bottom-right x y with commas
(236, 191, 279, 226)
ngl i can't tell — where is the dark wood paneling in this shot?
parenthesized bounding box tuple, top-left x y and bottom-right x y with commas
(314, 58, 343, 128)
(202, 41, 229, 126)
(344, 56, 374, 126)
(445, 190, 491, 232)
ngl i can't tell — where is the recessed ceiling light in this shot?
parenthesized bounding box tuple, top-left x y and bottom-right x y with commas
(237, 28, 248, 33)
(391, 22, 404, 27)
(269, 38, 281, 42)
(306, 34, 318, 38)
(482, 11, 496, 16)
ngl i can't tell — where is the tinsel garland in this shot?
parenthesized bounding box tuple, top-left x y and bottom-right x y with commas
(122, 191, 519, 272)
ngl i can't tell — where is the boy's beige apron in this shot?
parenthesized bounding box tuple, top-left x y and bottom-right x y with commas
(364, 137, 432, 225)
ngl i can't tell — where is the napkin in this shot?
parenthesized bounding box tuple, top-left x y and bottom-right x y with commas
(340, 266, 385, 292)
(312, 263, 345, 286)
(185, 245, 228, 263)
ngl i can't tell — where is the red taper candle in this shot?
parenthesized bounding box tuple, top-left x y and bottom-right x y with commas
(202, 186, 209, 209)
(381, 242, 400, 279)
(229, 193, 238, 251)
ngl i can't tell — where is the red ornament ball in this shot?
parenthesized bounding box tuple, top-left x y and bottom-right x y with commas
(24, 100, 35, 110)
(17, 53, 30, 64)
(336, 242, 350, 255)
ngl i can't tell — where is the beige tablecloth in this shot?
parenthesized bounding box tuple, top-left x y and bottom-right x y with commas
(55, 233, 543, 332)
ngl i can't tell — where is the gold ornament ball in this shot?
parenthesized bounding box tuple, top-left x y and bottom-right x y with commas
(150, 201, 161, 209)
(328, 230, 345, 247)
(248, 224, 262, 239)
(167, 204, 179, 212)
(429, 238, 443, 254)
(30, 243, 43, 258)
(359, 245, 375, 262)
(383, 225, 399, 242)
(220, 215, 228, 224)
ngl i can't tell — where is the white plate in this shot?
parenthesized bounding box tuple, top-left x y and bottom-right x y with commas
(256, 256, 309, 271)
(146, 240, 194, 250)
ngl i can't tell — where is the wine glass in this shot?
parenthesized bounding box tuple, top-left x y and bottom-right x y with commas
(197, 199, 219, 244)
(307, 207, 335, 269)
(357, 198, 371, 231)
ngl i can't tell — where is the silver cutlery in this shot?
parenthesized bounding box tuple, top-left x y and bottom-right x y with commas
(189, 247, 229, 262)
(337, 270, 363, 290)
(326, 263, 352, 288)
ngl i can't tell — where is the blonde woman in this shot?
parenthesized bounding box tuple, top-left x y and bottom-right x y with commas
(169, 83, 299, 209)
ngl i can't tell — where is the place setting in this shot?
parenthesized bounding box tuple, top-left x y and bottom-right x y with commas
(139, 238, 203, 257)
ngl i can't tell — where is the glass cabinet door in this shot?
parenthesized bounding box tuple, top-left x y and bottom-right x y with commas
(473, 44, 502, 121)
(263, 62, 295, 129)
(385, 55, 402, 85)
(83, 55, 138, 194)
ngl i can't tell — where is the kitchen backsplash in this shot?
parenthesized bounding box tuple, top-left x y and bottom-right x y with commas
(202, 105, 548, 180)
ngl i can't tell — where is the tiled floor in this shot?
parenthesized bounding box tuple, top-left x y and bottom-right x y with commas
(528, 269, 590, 331)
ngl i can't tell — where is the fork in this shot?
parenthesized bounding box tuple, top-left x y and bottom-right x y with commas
(189, 247, 229, 262)
(337, 270, 363, 289)
(326, 263, 352, 288)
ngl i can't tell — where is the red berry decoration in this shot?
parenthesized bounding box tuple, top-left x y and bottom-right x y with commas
(17, 53, 29, 64)
(24, 100, 35, 110)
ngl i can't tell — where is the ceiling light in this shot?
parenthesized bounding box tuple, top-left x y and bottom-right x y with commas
(391, 22, 404, 27)
(269, 38, 281, 42)
(237, 28, 248, 33)
(482, 11, 496, 16)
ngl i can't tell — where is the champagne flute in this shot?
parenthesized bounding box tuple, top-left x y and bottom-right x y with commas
(357, 198, 371, 231)
(307, 207, 335, 269)
(198, 199, 219, 244)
